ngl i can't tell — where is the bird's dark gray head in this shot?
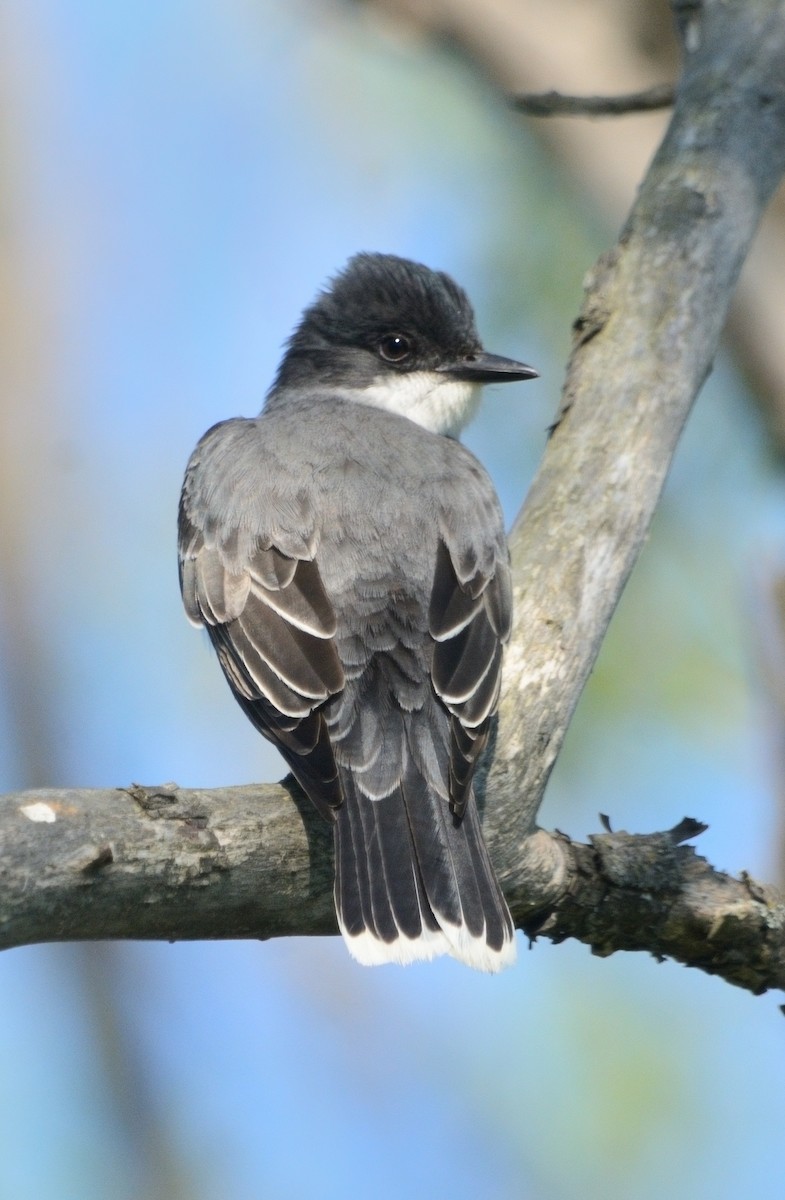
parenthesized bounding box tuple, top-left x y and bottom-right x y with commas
(268, 253, 537, 436)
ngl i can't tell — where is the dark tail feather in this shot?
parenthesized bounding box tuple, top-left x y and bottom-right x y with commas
(333, 762, 515, 972)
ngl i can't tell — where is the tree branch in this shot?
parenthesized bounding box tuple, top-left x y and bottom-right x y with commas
(0, 784, 336, 949)
(483, 0, 785, 866)
(513, 84, 675, 118)
(517, 821, 785, 995)
(4, 785, 784, 994)
(3, 1, 785, 993)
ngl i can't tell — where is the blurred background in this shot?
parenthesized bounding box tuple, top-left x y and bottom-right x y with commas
(1, 2, 785, 1198)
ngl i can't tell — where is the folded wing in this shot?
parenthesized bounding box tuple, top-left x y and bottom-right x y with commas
(178, 421, 345, 820)
(429, 530, 512, 817)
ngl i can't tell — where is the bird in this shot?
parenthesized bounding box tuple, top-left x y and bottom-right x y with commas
(178, 252, 537, 971)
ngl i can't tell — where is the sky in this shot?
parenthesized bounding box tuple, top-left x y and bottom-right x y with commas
(1, 3, 784, 1199)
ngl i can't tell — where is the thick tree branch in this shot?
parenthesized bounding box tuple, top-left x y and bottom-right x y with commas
(3, 1, 785, 993)
(483, 0, 785, 874)
(0, 784, 336, 948)
(3, 786, 784, 994)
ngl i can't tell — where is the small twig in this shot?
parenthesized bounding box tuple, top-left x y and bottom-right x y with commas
(513, 83, 675, 118)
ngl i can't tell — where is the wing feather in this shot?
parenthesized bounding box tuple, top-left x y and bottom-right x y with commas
(428, 539, 484, 640)
(428, 534, 511, 816)
(249, 555, 337, 637)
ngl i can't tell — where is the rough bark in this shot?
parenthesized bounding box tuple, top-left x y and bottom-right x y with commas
(2, 0, 785, 994)
(3, 786, 784, 994)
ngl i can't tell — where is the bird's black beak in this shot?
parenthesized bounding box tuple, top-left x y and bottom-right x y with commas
(438, 351, 539, 384)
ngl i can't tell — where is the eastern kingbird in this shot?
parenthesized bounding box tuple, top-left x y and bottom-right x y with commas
(178, 253, 537, 971)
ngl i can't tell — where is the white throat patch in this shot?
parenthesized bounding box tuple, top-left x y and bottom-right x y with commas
(349, 371, 483, 437)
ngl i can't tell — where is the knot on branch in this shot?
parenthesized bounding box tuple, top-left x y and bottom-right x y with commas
(589, 816, 708, 891)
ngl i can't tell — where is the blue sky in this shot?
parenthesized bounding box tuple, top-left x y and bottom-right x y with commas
(1, 4, 784, 1198)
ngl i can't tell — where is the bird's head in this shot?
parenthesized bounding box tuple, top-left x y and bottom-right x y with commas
(269, 253, 537, 436)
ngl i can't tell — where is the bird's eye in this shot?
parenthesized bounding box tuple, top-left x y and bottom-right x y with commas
(378, 333, 413, 363)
